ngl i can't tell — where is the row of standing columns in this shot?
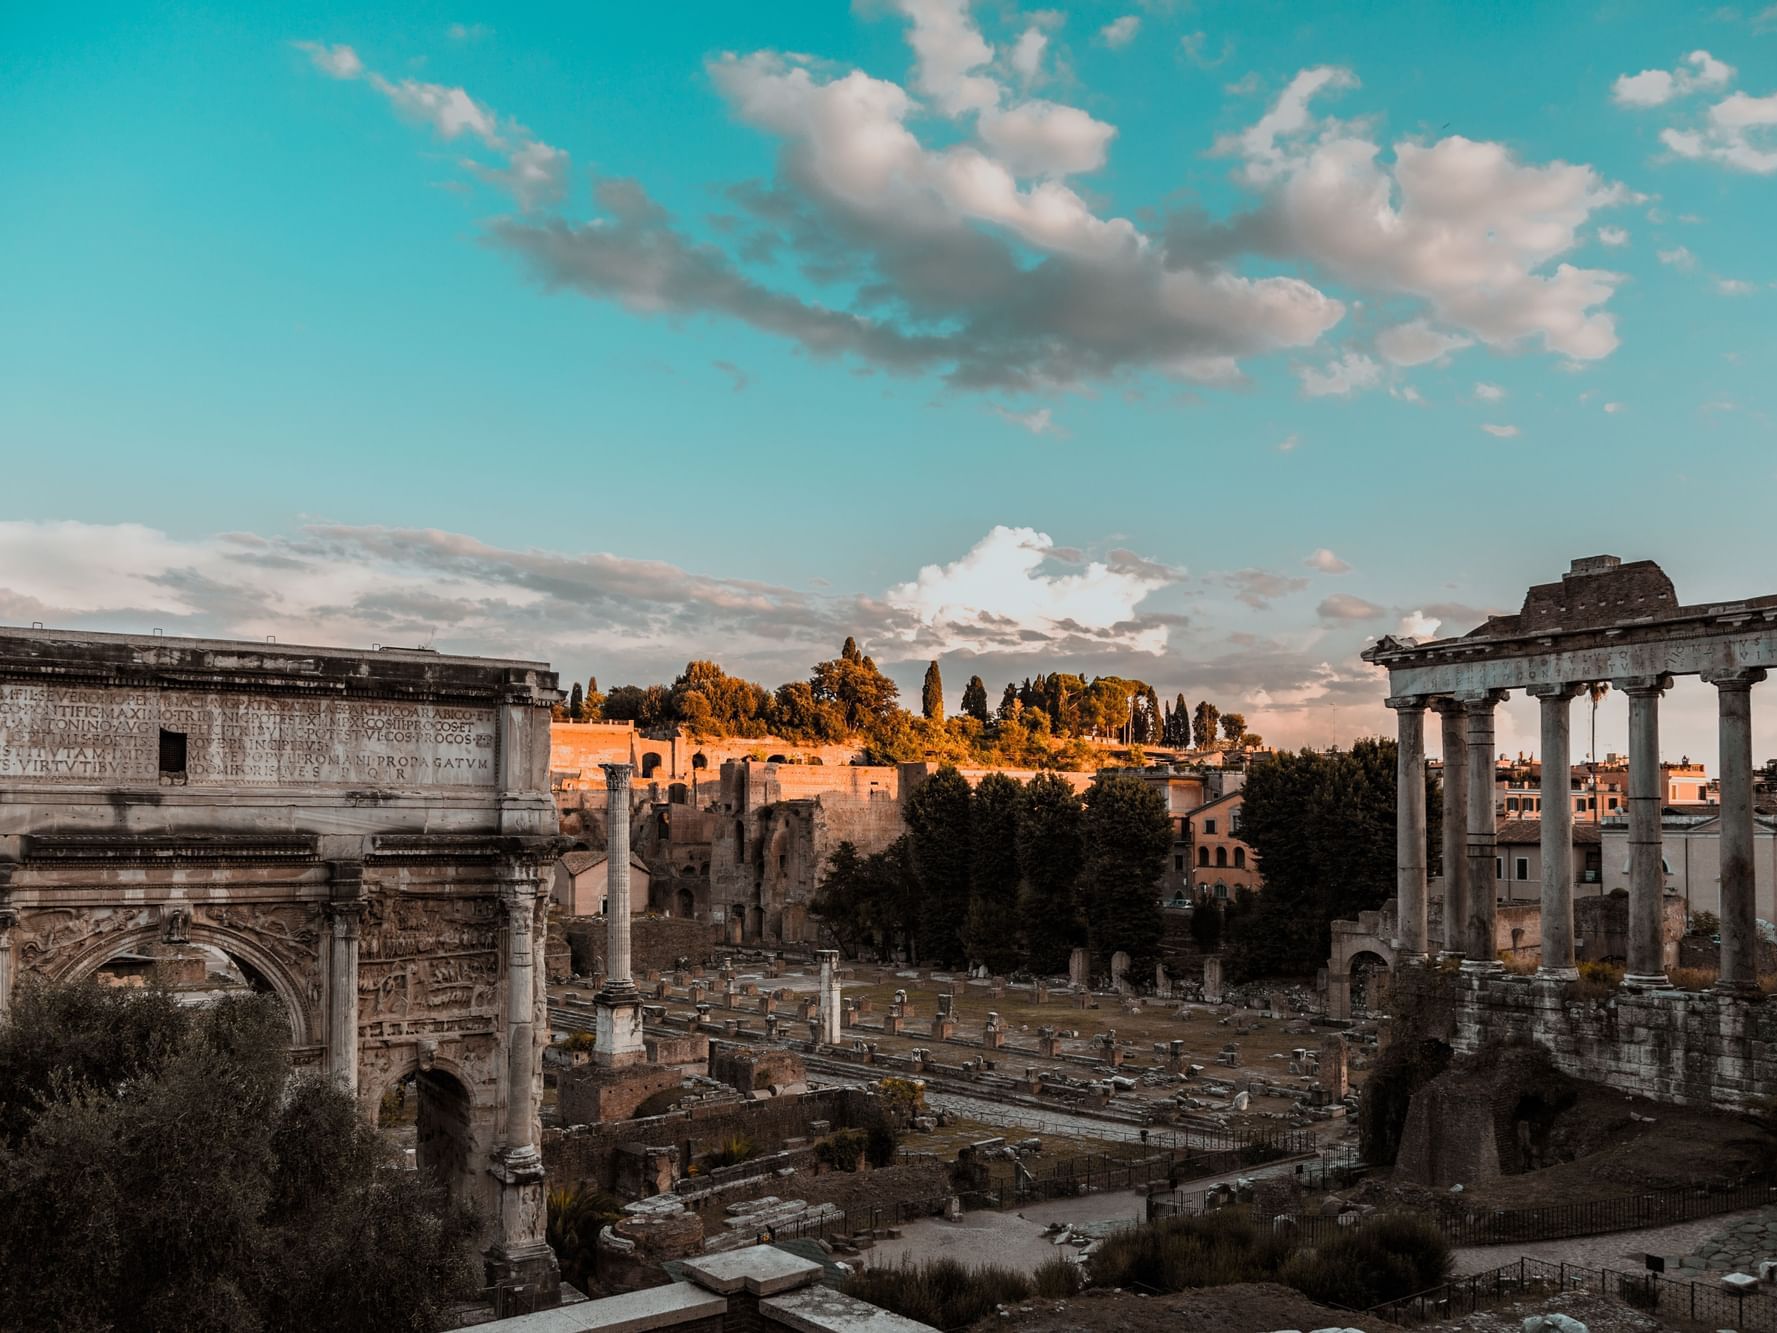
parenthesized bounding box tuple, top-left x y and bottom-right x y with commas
(1390, 668, 1767, 992)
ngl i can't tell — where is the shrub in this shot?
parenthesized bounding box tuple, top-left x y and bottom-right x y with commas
(1688, 909, 1721, 938)
(1087, 1212, 1291, 1293)
(706, 1134, 758, 1169)
(563, 1030, 598, 1051)
(1500, 955, 1538, 976)
(1279, 1213, 1450, 1310)
(1033, 1256, 1085, 1298)
(843, 1257, 1031, 1327)
(816, 1129, 867, 1172)
(1667, 966, 1716, 990)
(1570, 961, 1625, 1001)
(876, 1076, 927, 1124)
(865, 1124, 900, 1168)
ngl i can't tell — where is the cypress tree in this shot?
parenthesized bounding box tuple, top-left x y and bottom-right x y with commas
(921, 661, 945, 721)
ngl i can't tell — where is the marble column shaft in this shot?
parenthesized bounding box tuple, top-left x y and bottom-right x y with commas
(0, 908, 15, 1026)
(1709, 670, 1765, 993)
(1464, 693, 1506, 968)
(1531, 685, 1582, 979)
(1434, 701, 1469, 959)
(1620, 678, 1672, 986)
(326, 905, 362, 1091)
(816, 949, 842, 1045)
(1389, 697, 1429, 961)
(600, 763, 636, 993)
(503, 873, 542, 1151)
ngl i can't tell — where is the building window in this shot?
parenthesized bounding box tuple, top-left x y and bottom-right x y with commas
(1515, 856, 1530, 881)
(1174, 854, 1184, 871)
(1506, 797, 1518, 812)
(1198, 847, 1210, 867)
(1204, 818, 1218, 835)
(158, 729, 187, 776)
(1215, 883, 1228, 900)
(1233, 848, 1246, 869)
(1496, 856, 1504, 881)
(1215, 847, 1228, 868)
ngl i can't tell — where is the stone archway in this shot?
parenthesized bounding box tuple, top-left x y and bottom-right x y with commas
(1327, 909, 1397, 1019)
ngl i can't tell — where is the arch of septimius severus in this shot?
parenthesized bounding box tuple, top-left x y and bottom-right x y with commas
(1365, 556, 1777, 1107)
(0, 625, 564, 1311)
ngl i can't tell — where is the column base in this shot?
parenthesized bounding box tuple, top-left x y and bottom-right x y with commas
(594, 992, 646, 1068)
(1459, 958, 1503, 975)
(1436, 951, 1468, 964)
(1714, 979, 1764, 1000)
(1622, 972, 1673, 992)
(484, 1241, 561, 1319)
(1536, 965, 1580, 982)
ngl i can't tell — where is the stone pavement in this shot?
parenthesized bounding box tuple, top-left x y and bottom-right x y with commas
(1450, 1208, 1765, 1277)
(1677, 1203, 1777, 1274)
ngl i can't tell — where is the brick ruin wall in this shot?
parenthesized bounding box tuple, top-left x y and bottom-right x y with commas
(562, 916, 723, 978)
(541, 1086, 883, 1196)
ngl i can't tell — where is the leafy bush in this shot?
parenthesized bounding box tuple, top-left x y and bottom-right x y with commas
(1088, 1212, 1292, 1292)
(865, 1124, 900, 1168)
(563, 1030, 598, 1051)
(876, 1076, 927, 1123)
(843, 1257, 1031, 1327)
(1688, 909, 1721, 938)
(1033, 1256, 1085, 1297)
(1666, 966, 1716, 990)
(706, 1134, 758, 1169)
(1278, 1213, 1451, 1310)
(1570, 961, 1625, 1001)
(816, 1128, 867, 1172)
(547, 1185, 623, 1296)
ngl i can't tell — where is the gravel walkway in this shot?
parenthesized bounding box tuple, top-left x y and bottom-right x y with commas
(1450, 1207, 1767, 1276)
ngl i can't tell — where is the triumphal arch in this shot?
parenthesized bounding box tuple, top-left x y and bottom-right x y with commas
(0, 625, 564, 1309)
(1365, 556, 1777, 1108)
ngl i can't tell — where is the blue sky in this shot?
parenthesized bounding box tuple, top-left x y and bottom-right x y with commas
(2, 1, 1775, 759)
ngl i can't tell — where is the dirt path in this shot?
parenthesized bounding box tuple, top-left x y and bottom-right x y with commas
(1451, 1207, 1766, 1276)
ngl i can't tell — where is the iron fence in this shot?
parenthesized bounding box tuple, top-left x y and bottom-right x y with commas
(1367, 1255, 1777, 1332)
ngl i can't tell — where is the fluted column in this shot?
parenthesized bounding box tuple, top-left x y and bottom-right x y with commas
(1463, 691, 1508, 970)
(325, 861, 365, 1094)
(1706, 669, 1766, 994)
(1433, 699, 1469, 960)
(0, 906, 15, 1026)
(1530, 684, 1584, 980)
(1618, 676, 1673, 988)
(1388, 696, 1430, 962)
(501, 870, 543, 1151)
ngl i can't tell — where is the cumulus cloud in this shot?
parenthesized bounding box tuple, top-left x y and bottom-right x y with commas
(295, 41, 363, 80)
(1296, 350, 1382, 397)
(1612, 51, 1733, 107)
(992, 404, 1063, 435)
(1304, 548, 1350, 573)
(1474, 381, 1506, 400)
(1099, 16, 1141, 48)
(1717, 277, 1755, 295)
(1616, 52, 1777, 174)
(1658, 246, 1696, 268)
(884, 525, 1175, 655)
(1597, 225, 1630, 246)
(1317, 593, 1385, 621)
(1603, 401, 1624, 413)
(1202, 68, 1631, 361)
(1008, 27, 1048, 85)
(1481, 423, 1520, 438)
(1219, 568, 1310, 609)
(1375, 319, 1473, 366)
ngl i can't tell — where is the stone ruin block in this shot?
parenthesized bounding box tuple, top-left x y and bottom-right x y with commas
(983, 1012, 1007, 1049)
(1037, 1027, 1063, 1058)
(932, 1017, 955, 1041)
(884, 1012, 904, 1036)
(1033, 982, 1049, 1004)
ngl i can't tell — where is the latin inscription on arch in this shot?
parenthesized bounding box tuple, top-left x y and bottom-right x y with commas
(0, 683, 496, 787)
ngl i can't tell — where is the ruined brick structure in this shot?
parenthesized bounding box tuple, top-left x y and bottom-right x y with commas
(0, 625, 565, 1309)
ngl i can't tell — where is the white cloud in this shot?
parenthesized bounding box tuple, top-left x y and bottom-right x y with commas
(1480, 423, 1520, 438)
(1375, 319, 1472, 366)
(1597, 225, 1630, 246)
(1390, 383, 1425, 405)
(978, 100, 1117, 176)
(1296, 350, 1382, 397)
(1717, 277, 1755, 295)
(1612, 50, 1734, 107)
(1219, 569, 1310, 610)
(1212, 68, 1630, 361)
(1603, 401, 1624, 413)
(470, 138, 570, 211)
(295, 41, 364, 80)
(1318, 593, 1384, 621)
(1099, 16, 1141, 48)
(369, 73, 502, 146)
(446, 22, 493, 43)
(1473, 381, 1506, 400)
(1658, 245, 1696, 268)
(1396, 610, 1441, 638)
(885, 526, 1174, 654)
(1276, 433, 1301, 453)
(1009, 27, 1048, 85)
(992, 404, 1063, 435)
(895, 0, 999, 116)
(1304, 548, 1351, 573)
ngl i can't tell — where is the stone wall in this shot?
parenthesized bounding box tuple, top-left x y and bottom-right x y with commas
(562, 916, 723, 978)
(542, 1087, 882, 1195)
(1402, 966, 1777, 1110)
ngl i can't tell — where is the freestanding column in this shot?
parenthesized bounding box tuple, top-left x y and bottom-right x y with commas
(1463, 691, 1508, 970)
(816, 949, 842, 1045)
(1530, 684, 1583, 979)
(595, 762, 644, 1066)
(0, 905, 15, 1025)
(1706, 669, 1766, 994)
(325, 861, 366, 1095)
(1433, 699, 1469, 959)
(1388, 696, 1430, 962)
(1618, 677, 1673, 988)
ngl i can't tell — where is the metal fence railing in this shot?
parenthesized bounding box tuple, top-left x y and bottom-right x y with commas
(1367, 1255, 1777, 1331)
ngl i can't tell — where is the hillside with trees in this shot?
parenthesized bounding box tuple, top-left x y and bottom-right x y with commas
(554, 639, 1262, 771)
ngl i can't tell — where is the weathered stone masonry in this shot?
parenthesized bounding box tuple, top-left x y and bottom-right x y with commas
(0, 625, 565, 1310)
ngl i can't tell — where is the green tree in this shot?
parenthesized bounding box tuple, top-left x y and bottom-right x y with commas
(1170, 693, 1190, 746)
(1189, 896, 1223, 951)
(997, 683, 1019, 722)
(0, 983, 478, 1333)
(1081, 773, 1171, 976)
(811, 642, 900, 732)
(922, 661, 945, 722)
(960, 675, 990, 723)
(964, 772, 1024, 973)
(1220, 712, 1247, 745)
(582, 676, 604, 722)
(1224, 738, 1440, 981)
(567, 681, 584, 721)
(1016, 772, 1086, 973)
(905, 766, 974, 965)
(1192, 700, 1221, 751)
